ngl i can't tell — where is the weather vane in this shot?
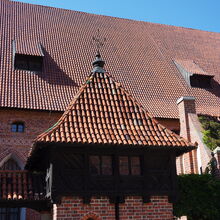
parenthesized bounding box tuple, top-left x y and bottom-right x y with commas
(92, 29, 106, 53)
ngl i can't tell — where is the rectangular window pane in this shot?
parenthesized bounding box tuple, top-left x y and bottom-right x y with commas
(131, 156, 141, 175)
(11, 124, 17, 132)
(15, 56, 29, 70)
(89, 156, 100, 175)
(17, 124, 24, 132)
(0, 208, 20, 220)
(119, 156, 129, 175)
(102, 156, 112, 175)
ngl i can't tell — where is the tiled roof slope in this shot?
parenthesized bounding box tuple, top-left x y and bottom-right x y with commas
(35, 68, 194, 150)
(174, 60, 213, 76)
(0, 1, 220, 118)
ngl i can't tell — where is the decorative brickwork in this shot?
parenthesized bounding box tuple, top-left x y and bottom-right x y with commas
(81, 213, 101, 220)
(55, 196, 173, 220)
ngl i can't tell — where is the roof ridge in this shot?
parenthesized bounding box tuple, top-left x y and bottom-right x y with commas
(11, 0, 220, 34)
(35, 73, 93, 142)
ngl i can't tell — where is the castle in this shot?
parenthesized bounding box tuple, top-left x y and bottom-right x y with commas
(0, 0, 219, 219)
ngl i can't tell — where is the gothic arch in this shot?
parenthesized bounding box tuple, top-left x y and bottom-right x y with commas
(0, 149, 25, 169)
(81, 213, 101, 220)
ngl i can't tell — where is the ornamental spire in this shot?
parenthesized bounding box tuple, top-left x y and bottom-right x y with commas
(92, 29, 106, 73)
(92, 51, 105, 73)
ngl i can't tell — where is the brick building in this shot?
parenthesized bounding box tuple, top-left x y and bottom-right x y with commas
(0, 0, 219, 219)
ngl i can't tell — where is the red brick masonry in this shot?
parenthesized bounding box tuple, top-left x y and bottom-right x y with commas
(54, 196, 173, 220)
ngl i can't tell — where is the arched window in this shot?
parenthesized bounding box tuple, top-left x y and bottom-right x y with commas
(11, 122, 25, 133)
(0, 156, 21, 219)
(0, 158, 21, 170)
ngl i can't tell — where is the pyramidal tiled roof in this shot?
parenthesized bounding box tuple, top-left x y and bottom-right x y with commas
(34, 56, 194, 150)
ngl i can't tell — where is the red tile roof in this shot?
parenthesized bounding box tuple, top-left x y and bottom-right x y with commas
(175, 60, 214, 76)
(0, 1, 219, 118)
(34, 64, 194, 151)
(0, 170, 45, 201)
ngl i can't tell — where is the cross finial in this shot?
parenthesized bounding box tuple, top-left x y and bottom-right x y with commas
(92, 29, 106, 54)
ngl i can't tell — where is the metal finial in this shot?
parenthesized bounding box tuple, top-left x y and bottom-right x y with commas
(91, 29, 106, 73)
(92, 51, 105, 73)
(92, 29, 106, 54)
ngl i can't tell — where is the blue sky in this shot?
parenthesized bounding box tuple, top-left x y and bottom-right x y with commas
(14, 0, 220, 33)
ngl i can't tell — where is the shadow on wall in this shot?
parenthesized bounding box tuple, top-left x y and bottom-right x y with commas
(37, 47, 79, 87)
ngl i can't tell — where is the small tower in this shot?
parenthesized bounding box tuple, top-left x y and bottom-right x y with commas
(26, 53, 195, 220)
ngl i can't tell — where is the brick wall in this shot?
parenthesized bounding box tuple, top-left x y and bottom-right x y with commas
(54, 196, 173, 220)
(0, 108, 62, 220)
(0, 108, 62, 162)
(176, 97, 197, 174)
(176, 97, 213, 174)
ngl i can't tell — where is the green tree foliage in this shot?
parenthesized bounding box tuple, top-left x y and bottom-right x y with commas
(174, 175, 220, 220)
(199, 116, 220, 151)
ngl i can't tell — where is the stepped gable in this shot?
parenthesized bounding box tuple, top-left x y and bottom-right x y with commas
(33, 55, 195, 153)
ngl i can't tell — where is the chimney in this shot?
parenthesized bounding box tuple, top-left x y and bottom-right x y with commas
(177, 96, 198, 174)
(177, 96, 196, 141)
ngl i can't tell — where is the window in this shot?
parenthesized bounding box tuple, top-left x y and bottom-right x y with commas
(11, 122, 25, 133)
(174, 60, 214, 89)
(89, 155, 112, 175)
(0, 157, 21, 220)
(14, 54, 43, 72)
(0, 208, 20, 220)
(0, 158, 21, 170)
(119, 156, 141, 175)
(190, 75, 212, 88)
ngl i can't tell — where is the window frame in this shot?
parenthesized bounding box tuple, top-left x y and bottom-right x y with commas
(190, 74, 212, 89)
(119, 155, 142, 176)
(14, 53, 43, 72)
(11, 122, 25, 133)
(89, 155, 113, 176)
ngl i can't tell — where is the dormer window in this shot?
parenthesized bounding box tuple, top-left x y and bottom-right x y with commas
(11, 122, 25, 133)
(13, 40, 44, 72)
(190, 74, 212, 88)
(174, 60, 214, 89)
(14, 54, 43, 72)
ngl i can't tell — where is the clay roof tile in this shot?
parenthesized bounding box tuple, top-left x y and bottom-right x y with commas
(31, 67, 194, 154)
